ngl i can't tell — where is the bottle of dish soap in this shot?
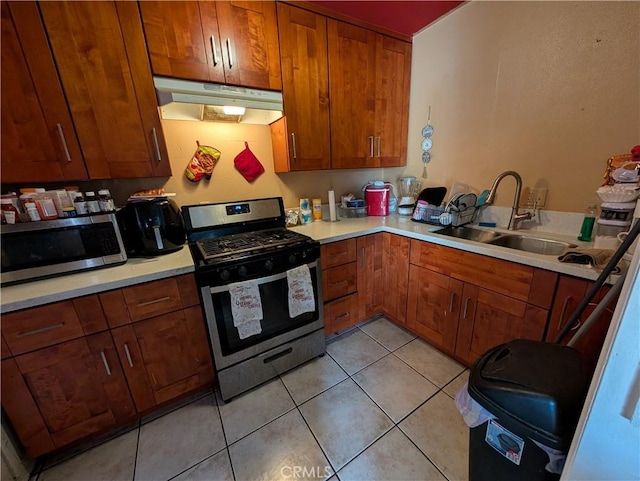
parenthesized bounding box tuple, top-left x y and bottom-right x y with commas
(578, 203, 597, 242)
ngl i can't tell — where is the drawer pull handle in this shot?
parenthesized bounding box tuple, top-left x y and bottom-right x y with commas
(210, 35, 220, 65)
(263, 347, 293, 364)
(330, 280, 348, 287)
(361, 248, 365, 268)
(152, 128, 162, 161)
(335, 312, 350, 320)
(17, 322, 65, 338)
(369, 136, 374, 158)
(56, 124, 72, 161)
(123, 343, 134, 368)
(100, 351, 112, 376)
(463, 298, 470, 319)
(137, 296, 171, 308)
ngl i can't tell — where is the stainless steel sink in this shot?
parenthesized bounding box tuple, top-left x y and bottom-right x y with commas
(434, 226, 504, 243)
(487, 235, 577, 256)
(435, 226, 577, 256)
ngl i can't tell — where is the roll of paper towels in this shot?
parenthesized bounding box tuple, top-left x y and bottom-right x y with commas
(328, 190, 336, 221)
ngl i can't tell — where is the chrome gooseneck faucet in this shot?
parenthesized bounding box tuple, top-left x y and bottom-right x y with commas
(484, 171, 534, 230)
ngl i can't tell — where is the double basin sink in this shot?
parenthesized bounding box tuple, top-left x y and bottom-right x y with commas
(435, 226, 577, 256)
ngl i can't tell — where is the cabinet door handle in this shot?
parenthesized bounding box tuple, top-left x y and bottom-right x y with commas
(463, 297, 470, 319)
(136, 296, 171, 308)
(152, 128, 162, 161)
(369, 136, 374, 157)
(291, 133, 297, 159)
(100, 351, 112, 376)
(226, 38, 233, 68)
(449, 292, 455, 313)
(376, 136, 381, 157)
(210, 35, 220, 65)
(335, 312, 350, 320)
(558, 296, 572, 330)
(56, 123, 72, 162)
(361, 247, 365, 268)
(17, 322, 65, 338)
(123, 343, 134, 368)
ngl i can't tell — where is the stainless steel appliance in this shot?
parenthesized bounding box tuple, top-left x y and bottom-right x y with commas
(118, 197, 185, 257)
(1, 213, 126, 286)
(182, 197, 324, 401)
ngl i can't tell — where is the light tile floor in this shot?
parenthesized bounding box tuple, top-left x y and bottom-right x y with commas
(33, 316, 470, 481)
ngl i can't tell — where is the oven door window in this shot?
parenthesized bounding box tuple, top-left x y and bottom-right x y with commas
(210, 266, 320, 356)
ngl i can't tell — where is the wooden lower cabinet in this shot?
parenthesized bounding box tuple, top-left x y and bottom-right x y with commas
(407, 239, 555, 366)
(111, 306, 214, 413)
(324, 293, 360, 335)
(381, 233, 410, 324)
(545, 274, 617, 373)
(1, 332, 135, 458)
(455, 286, 548, 365)
(357, 233, 383, 321)
(1, 274, 214, 459)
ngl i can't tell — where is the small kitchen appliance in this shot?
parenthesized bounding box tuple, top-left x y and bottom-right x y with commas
(118, 197, 185, 257)
(363, 181, 396, 216)
(397, 177, 421, 216)
(181, 197, 324, 401)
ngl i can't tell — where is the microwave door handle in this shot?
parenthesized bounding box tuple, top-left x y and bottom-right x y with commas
(153, 225, 164, 250)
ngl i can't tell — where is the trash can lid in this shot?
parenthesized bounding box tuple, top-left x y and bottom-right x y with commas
(468, 339, 589, 449)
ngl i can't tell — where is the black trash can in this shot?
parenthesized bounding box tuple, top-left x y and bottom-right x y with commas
(467, 339, 589, 481)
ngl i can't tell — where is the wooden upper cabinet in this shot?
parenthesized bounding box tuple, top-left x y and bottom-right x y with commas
(272, 4, 330, 172)
(140, 1, 281, 91)
(1, 2, 86, 183)
(374, 35, 411, 166)
(328, 19, 376, 169)
(328, 19, 410, 169)
(37, 1, 171, 179)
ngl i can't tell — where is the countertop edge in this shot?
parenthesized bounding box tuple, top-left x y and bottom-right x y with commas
(1, 217, 620, 313)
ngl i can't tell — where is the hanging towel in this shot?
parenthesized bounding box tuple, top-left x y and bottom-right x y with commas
(287, 265, 315, 318)
(228, 280, 263, 339)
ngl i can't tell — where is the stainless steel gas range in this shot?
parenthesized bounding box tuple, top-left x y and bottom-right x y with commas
(181, 197, 324, 401)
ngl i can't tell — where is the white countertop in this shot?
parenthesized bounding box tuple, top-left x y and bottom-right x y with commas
(1, 215, 614, 314)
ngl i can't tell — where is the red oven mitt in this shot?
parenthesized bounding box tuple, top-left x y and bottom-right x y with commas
(234, 142, 264, 183)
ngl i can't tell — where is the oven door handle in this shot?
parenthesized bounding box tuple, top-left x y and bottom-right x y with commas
(207, 261, 317, 294)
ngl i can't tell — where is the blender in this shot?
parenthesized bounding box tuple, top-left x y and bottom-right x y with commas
(397, 177, 421, 215)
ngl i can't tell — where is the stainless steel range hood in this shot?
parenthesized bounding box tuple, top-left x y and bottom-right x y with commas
(153, 76, 283, 125)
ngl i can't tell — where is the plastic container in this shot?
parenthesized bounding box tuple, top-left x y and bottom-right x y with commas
(467, 340, 589, 481)
(364, 182, 392, 216)
(596, 218, 631, 237)
(98, 189, 115, 212)
(85, 191, 100, 214)
(34, 189, 58, 220)
(74, 193, 89, 215)
(577, 203, 596, 241)
(599, 201, 636, 222)
(312, 198, 322, 221)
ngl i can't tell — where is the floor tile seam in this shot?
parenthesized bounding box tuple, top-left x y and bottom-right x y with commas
(390, 349, 463, 390)
(325, 347, 389, 378)
(292, 404, 340, 478)
(331, 422, 396, 475)
(139, 388, 215, 427)
(164, 446, 230, 481)
(353, 325, 397, 354)
(356, 322, 418, 353)
(394, 423, 453, 481)
(278, 364, 348, 408)
(131, 418, 142, 481)
(223, 402, 299, 449)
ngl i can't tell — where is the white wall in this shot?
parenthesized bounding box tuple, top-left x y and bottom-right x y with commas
(406, 1, 640, 212)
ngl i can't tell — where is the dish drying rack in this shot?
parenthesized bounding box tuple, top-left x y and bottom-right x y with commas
(411, 204, 478, 227)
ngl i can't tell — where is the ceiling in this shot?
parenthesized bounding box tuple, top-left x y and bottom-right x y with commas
(305, 1, 465, 37)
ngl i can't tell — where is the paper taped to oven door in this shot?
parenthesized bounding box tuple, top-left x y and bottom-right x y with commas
(287, 265, 316, 318)
(228, 280, 263, 339)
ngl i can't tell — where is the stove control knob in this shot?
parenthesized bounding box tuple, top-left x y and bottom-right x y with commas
(238, 266, 248, 277)
(288, 254, 297, 265)
(219, 269, 231, 282)
(265, 259, 274, 271)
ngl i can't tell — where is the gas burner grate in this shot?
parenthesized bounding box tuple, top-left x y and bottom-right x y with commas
(196, 229, 310, 261)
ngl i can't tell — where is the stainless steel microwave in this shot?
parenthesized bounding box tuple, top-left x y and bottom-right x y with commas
(1, 213, 127, 286)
